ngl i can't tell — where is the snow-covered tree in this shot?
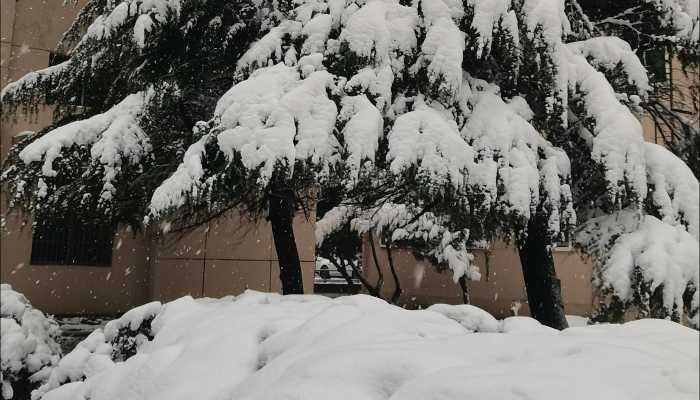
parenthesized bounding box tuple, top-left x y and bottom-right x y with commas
(575, 0, 700, 178)
(2, 0, 698, 327)
(1, 0, 288, 225)
(0, 0, 310, 291)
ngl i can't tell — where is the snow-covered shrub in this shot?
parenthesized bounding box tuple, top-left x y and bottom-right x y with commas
(31, 301, 162, 399)
(103, 301, 161, 361)
(0, 284, 62, 400)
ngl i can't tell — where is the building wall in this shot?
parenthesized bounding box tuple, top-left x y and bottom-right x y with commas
(0, 211, 152, 315)
(362, 239, 593, 318)
(148, 210, 317, 303)
(0, 1, 317, 314)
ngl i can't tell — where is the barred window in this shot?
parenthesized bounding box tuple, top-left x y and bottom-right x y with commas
(30, 217, 114, 266)
(641, 48, 668, 84)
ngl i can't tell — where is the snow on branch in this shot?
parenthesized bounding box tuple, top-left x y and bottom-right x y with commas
(576, 210, 699, 327)
(151, 63, 342, 218)
(387, 98, 474, 190)
(148, 131, 211, 220)
(521, 0, 572, 44)
(338, 95, 383, 182)
(465, 0, 511, 58)
(651, 0, 699, 41)
(351, 202, 480, 282)
(567, 37, 651, 95)
(18, 90, 153, 202)
(315, 205, 358, 246)
(644, 143, 699, 239)
(462, 90, 575, 236)
(216, 64, 338, 181)
(78, 0, 182, 49)
(0, 62, 68, 109)
(339, 0, 418, 67)
(236, 21, 303, 76)
(560, 46, 648, 204)
(1, 284, 62, 400)
(415, 0, 465, 100)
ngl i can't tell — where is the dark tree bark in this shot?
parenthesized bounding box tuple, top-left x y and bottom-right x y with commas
(344, 257, 385, 299)
(328, 257, 355, 286)
(269, 188, 304, 295)
(386, 246, 402, 304)
(367, 231, 386, 296)
(518, 218, 569, 330)
(458, 275, 470, 305)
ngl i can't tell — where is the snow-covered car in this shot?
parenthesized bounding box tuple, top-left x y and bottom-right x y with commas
(314, 257, 361, 285)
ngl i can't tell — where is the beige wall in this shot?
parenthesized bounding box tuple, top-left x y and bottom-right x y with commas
(1, 0, 86, 158)
(0, 212, 151, 315)
(641, 57, 699, 144)
(149, 210, 317, 303)
(362, 238, 594, 318)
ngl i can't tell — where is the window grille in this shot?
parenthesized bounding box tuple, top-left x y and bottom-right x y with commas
(30, 217, 114, 266)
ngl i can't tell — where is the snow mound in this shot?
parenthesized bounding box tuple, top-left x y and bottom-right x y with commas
(1, 284, 62, 400)
(38, 292, 698, 400)
(427, 303, 499, 332)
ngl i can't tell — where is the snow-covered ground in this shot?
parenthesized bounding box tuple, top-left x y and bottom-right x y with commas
(54, 316, 111, 354)
(34, 291, 698, 400)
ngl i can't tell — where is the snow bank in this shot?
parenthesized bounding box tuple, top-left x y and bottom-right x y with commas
(1, 284, 62, 400)
(37, 292, 699, 400)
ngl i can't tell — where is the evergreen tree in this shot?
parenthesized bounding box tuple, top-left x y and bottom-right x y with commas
(1, 0, 698, 325)
(576, 0, 700, 178)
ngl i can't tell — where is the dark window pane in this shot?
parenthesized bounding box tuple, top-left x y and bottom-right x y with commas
(642, 48, 667, 83)
(31, 217, 113, 266)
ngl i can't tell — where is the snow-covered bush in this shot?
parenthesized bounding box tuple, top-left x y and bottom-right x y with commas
(33, 292, 700, 400)
(103, 301, 161, 361)
(0, 284, 62, 400)
(31, 301, 162, 399)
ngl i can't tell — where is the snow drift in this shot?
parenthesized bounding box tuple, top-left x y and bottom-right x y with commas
(35, 291, 698, 400)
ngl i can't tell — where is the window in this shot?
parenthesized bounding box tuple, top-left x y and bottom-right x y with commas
(30, 217, 114, 266)
(641, 48, 668, 84)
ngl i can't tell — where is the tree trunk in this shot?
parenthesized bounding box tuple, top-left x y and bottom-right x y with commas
(386, 246, 402, 304)
(458, 275, 470, 304)
(367, 231, 385, 296)
(518, 219, 569, 330)
(329, 258, 355, 286)
(269, 189, 304, 295)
